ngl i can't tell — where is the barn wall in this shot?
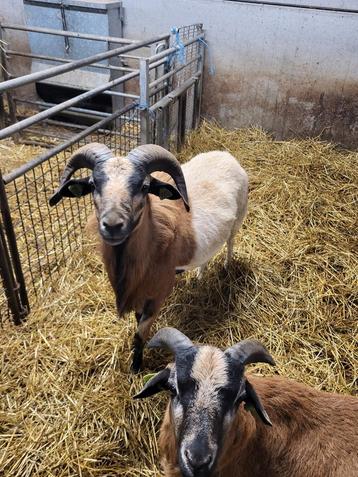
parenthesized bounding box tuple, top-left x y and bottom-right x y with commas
(1, 0, 358, 147)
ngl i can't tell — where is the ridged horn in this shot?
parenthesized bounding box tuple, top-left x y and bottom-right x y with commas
(128, 145, 190, 211)
(225, 340, 275, 367)
(49, 143, 113, 206)
(147, 327, 194, 355)
(58, 143, 113, 185)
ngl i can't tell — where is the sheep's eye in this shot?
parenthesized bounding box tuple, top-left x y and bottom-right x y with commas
(168, 383, 177, 397)
(141, 183, 150, 193)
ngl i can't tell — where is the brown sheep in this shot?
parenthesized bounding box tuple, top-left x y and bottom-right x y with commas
(135, 327, 358, 477)
(50, 144, 248, 371)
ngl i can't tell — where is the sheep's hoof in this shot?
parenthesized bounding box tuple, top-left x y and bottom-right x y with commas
(131, 353, 143, 374)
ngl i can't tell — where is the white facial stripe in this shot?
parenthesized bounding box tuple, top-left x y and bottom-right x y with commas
(102, 157, 136, 202)
(192, 346, 228, 391)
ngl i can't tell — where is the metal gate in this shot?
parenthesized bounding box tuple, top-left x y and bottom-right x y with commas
(0, 23, 205, 325)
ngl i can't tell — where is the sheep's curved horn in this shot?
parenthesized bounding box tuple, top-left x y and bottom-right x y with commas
(225, 340, 275, 367)
(147, 327, 194, 355)
(49, 143, 113, 206)
(58, 143, 113, 185)
(128, 145, 190, 211)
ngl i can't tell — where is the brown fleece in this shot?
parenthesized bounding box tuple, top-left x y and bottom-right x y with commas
(160, 375, 358, 477)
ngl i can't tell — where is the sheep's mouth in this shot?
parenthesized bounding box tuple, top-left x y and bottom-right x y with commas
(101, 234, 129, 246)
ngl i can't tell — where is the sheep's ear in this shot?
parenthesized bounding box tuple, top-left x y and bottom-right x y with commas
(49, 178, 93, 206)
(241, 379, 272, 426)
(148, 177, 182, 201)
(133, 368, 171, 399)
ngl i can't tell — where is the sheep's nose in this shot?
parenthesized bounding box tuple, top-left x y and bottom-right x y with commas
(101, 219, 124, 235)
(184, 449, 213, 472)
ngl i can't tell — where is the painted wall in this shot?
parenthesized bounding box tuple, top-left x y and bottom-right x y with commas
(1, 0, 358, 146)
(120, 0, 358, 147)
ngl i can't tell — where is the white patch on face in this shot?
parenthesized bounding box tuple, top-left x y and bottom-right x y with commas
(191, 346, 228, 413)
(102, 157, 135, 204)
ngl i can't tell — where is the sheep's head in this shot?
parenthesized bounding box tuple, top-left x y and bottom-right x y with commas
(49, 144, 190, 245)
(135, 328, 275, 477)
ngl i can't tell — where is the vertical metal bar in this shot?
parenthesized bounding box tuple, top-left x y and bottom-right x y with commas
(177, 93, 187, 151)
(0, 91, 5, 129)
(194, 40, 205, 129)
(0, 224, 23, 325)
(156, 108, 164, 145)
(162, 37, 170, 148)
(0, 26, 18, 139)
(0, 172, 29, 318)
(139, 58, 151, 144)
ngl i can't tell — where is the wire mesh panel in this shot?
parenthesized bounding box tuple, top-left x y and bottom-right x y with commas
(0, 23, 204, 324)
(0, 105, 140, 324)
(149, 24, 204, 150)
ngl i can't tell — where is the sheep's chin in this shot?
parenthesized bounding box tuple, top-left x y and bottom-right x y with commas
(102, 235, 128, 246)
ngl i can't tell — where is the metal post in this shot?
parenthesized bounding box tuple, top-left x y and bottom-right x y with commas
(0, 226, 23, 324)
(139, 58, 151, 144)
(194, 40, 205, 129)
(177, 92, 187, 151)
(162, 37, 171, 148)
(0, 26, 18, 139)
(0, 172, 29, 320)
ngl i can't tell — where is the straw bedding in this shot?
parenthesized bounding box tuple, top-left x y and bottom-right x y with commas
(0, 123, 357, 476)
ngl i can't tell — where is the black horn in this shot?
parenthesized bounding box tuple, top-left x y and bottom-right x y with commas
(225, 340, 275, 367)
(147, 327, 194, 355)
(128, 145, 190, 211)
(49, 143, 113, 206)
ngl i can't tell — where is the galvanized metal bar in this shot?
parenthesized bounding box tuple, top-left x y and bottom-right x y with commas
(150, 73, 200, 111)
(148, 35, 204, 64)
(139, 58, 151, 144)
(177, 92, 187, 151)
(0, 173, 29, 314)
(0, 171, 29, 324)
(0, 94, 5, 129)
(156, 108, 164, 145)
(7, 50, 137, 73)
(0, 225, 24, 325)
(193, 41, 205, 129)
(2, 22, 140, 45)
(0, 33, 168, 95)
(0, 70, 139, 141)
(3, 103, 135, 184)
(149, 55, 200, 89)
(0, 27, 18, 133)
(15, 98, 110, 118)
(162, 37, 171, 149)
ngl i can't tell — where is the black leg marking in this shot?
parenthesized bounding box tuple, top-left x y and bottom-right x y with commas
(131, 333, 144, 373)
(135, 312, 142, 324)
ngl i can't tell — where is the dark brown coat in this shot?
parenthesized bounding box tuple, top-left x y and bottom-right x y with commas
(159, 375, 358, 477)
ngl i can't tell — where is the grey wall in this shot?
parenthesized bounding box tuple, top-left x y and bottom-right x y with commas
(120, 0, 358, 147)
(1, 0, 358, 146)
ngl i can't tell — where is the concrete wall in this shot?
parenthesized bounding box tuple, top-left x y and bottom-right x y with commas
(1, 0, 358, 146)
(120, 0, 358, 147)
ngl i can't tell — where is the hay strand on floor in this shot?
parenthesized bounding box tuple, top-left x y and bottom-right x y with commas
(0, 123, 357, 476)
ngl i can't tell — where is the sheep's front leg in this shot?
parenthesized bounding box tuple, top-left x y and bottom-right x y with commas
(132, 301, 157, 373)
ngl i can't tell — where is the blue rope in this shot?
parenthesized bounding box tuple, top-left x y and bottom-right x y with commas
(168, 27, 186, 67)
